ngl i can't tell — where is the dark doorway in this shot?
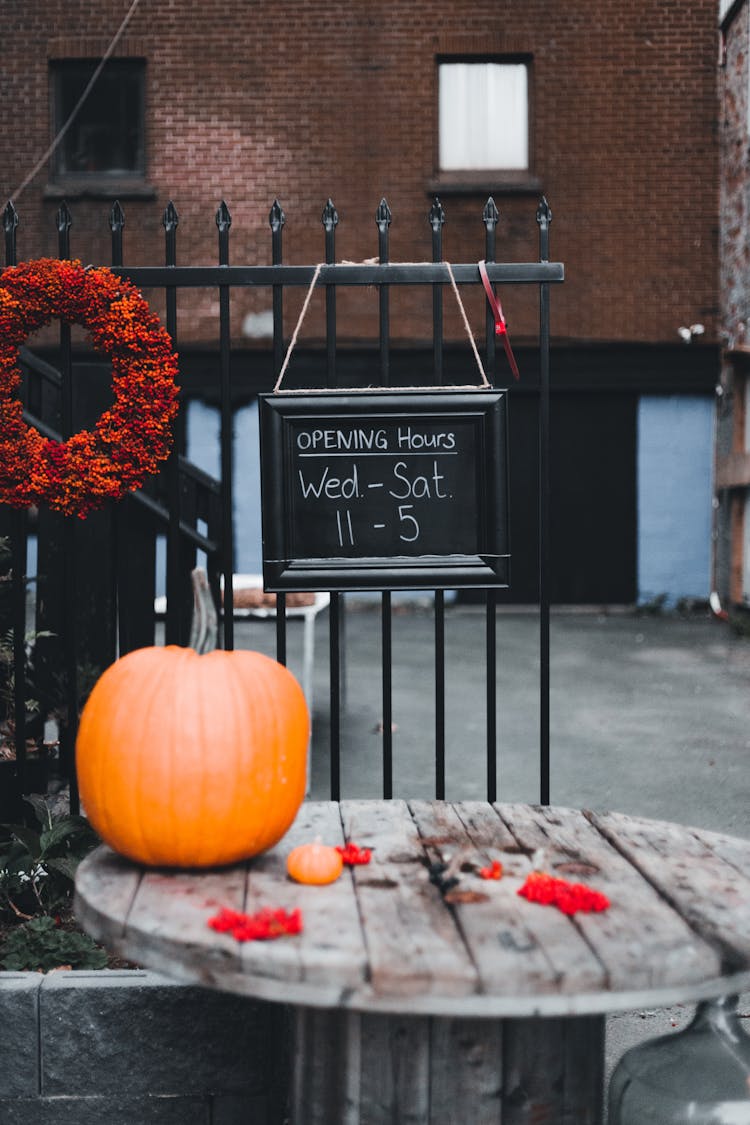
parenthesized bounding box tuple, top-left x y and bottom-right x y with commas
(463, 390, 637, 605)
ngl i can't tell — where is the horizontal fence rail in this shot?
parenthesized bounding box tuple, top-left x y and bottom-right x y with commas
(0, 195, 561, 818)
(104, 262, 564, 287)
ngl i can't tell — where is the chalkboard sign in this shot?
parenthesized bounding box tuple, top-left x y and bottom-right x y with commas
(259, 390, 509, 591)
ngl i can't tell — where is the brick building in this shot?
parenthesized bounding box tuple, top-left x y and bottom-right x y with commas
(718, 0, 750, 615)
(0, 0, 721, 603)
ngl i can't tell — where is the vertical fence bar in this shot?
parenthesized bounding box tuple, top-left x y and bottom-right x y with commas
(163, 201, 183, 650)
(376, 198, 391, 385)
(486, 591, 497, 802)
(376, 199, 393, 796)
(430, 199, 447, 793)
(270, 200, 286, 378)
(434, 589, 445, 799)
(3, 202, 27, 808)
(537, 198, 552, 805)
(329, 592, 341, 800)
(381, 591, 392, 799)
(9, 507, 26, 800)
(269, 201, 288, 665)
(216, 201, 234, 649)
(322, 200, 341, 795)
(110, 202, 132, 656)
(275, 591, 287, 668)
(483, 198, 499, 802)
(483, 198, 499, 380)
(429, 198, 445, 385)
(322, 199, 338, 384)
(59, 202, 80, 813)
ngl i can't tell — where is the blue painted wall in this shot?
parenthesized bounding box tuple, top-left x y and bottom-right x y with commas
(637, 395, 714, 606)
(182, 394, 716, 607)
(186, 399, 264, 575)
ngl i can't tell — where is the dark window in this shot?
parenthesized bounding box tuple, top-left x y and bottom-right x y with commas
(51, 59, 145, 180)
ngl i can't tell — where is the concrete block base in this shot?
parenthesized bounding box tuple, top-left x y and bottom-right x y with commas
(0, 970, 290, 1125)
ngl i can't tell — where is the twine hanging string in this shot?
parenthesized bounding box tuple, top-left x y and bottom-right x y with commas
(273, 263, 323, 392)
(272, 260, 490, 394)
(445, 261, 490, 388)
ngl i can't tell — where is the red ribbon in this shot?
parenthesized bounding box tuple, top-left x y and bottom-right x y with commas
(478, 260, 520, 381)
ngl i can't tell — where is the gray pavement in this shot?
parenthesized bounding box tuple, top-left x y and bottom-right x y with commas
(233, 603, 750, 1108)
(237, 603, 749, 833)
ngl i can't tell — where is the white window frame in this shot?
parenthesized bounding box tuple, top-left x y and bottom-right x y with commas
(438, 59, 530, 173)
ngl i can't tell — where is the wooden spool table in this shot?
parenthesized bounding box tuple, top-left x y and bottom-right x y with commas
(75, 800, 750, 1124)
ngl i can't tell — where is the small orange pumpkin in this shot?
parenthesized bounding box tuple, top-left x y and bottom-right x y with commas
(76, 645, 309, 868)
(286, 841, 343, 885)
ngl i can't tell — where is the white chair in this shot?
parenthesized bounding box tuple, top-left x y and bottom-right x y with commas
(157, 572, 329, 713)
(226, 574, 330, 718)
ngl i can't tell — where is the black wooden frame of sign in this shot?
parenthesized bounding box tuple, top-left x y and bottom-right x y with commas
(259, 390, 510, 591)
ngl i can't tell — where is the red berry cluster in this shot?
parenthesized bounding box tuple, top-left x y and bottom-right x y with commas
(479, 860, 503, 880)
(336, 842, 372, 865)
(207, 906, 303, 942)
(517, 871, 610, 915)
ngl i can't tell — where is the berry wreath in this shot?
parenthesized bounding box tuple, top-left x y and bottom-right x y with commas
(0, 258, 179, 519)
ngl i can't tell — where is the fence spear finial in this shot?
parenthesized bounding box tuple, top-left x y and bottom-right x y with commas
(2, 200, 18, 234)
(429, 196, 445, 231)
(109, 200, 125, 232)
(163, 200, 179, 233)
(56, 201, 73, 235)
(269, 199, 285, 232)
(536, 196, 551, 261)
(536, 196, 552, 229)
(376, 198, 392, 232)
(322, 198, 339, 231)
(215, 200, 232, 231)
(483, 197, 499, 231)
(3, 200, 18, 265)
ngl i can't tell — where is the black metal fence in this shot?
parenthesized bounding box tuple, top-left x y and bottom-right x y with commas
(0, 194, 562, 818)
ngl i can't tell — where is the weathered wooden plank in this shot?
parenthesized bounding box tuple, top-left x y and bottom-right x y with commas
(240, 801, 368, 992)
(685, 823, 750, 878)
(428, 1016, 503, 1125)
(358, 1012, 430, 1125)
(340, 799, 477, 999)
(496, 804, 719, 991)
(561, 1014, 605, 1124)
(409, 800, 606, 998)
(119, 852, 248, 986)
(291, 1007, 361, 1125)
(73, 845, 142, 953)
(588, 809, 750, 970)
(501, 1015, 604, 1125)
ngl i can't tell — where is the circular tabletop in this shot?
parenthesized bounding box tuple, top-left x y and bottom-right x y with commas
(74, 799, 750, 1018)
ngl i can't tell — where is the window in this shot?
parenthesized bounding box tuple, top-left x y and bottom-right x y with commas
(50, 59, 145, 181)
(438, 60, 529, 172)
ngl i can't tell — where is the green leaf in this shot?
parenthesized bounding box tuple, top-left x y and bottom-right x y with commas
(22, 795, 51, 829)
(42, 817, 98, 859)
(0, 916, 109, 971)
(40, 819, 86, 855)
(6, 825, 40, 859)
(44, 855, 79, 883)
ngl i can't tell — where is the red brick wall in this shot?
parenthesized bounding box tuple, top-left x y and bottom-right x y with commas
(0, 0, 719, 349)
(720, 1, 749, 350)
(718, 0, 750, 606)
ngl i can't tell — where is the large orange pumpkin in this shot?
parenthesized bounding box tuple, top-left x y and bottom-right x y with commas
(76, 645, 309, 868)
